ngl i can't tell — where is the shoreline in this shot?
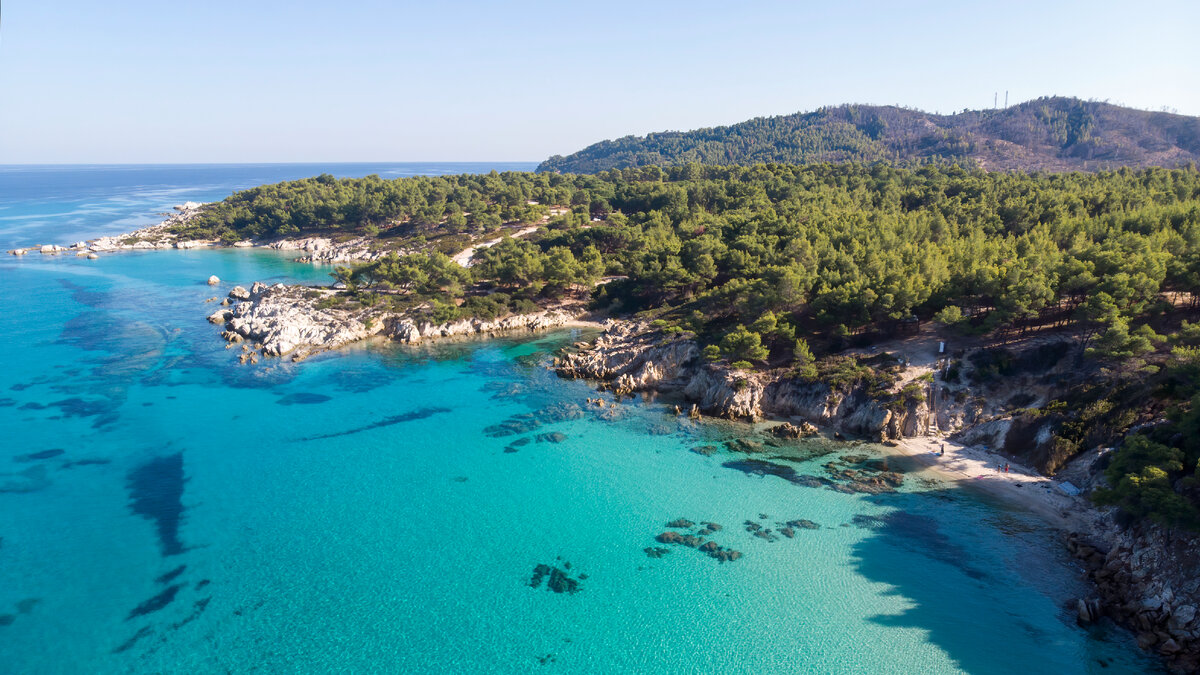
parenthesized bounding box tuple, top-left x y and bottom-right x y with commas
(888, 434, 1096, 533)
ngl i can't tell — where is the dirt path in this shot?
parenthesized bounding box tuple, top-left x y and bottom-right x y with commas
(451, 224, 542, 267)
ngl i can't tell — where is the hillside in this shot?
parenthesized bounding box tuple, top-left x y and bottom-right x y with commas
(538, 97, 1200, 173)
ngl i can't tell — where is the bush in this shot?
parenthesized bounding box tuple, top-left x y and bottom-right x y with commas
(720, 325, 769, 363)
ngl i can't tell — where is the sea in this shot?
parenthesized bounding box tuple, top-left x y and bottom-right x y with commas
(0, 164, 1162, 673)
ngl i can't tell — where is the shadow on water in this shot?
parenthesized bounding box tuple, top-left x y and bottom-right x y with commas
(702, 435, 1162, 673)
(126, 453, 187, 557)
(297, 406, 453, 441)
(841, 454, 1165, 674)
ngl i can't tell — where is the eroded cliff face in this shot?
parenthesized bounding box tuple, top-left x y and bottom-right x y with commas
(555, 323, 937, 439)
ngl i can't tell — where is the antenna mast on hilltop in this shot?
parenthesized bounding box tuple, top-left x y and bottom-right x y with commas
(1005, 90, 1009, 107)
(994, 92, 998, 109)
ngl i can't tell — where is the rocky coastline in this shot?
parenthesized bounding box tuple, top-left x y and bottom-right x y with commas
(554, 321, 937, 439)
(9, 202, 397, 264)
(554, 320, 1200, 672)
(207, 281, 588, 361)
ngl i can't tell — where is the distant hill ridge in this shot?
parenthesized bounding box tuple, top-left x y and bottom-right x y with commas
(538, 97, 1200, 174)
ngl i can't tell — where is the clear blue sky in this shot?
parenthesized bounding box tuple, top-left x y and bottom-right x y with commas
(3, 0, 1198, 163)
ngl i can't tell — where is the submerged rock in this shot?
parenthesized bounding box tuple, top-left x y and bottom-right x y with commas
(529, 563, 582, 594)
(206, 275, 220, 285)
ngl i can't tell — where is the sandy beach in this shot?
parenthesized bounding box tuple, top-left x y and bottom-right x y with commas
(890, 434, 1098, 533)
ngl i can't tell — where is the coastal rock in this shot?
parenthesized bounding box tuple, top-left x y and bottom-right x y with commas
(207, 309, 232, 324)
(770, 421, 818, 439)
(269, 236, 395, 263)
(1071, 524, 1200, 670)
(391, 309, 578, 345)
(556, 322, 937, 435)
(216, 283, 584, 360)
(555, 321, 699, 393)
(207, 275, 220, 285)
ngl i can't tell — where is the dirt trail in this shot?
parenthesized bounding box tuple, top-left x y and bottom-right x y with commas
(451, 225, 542, 267)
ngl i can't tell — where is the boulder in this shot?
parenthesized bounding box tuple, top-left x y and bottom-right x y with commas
(207, 309, 232, 324)
(770, 421, 818, 439)
(228, 286, 251, 300)
(86, 253, 99, 260)
(207, 275, 220, 285)
(250, 281, 268, 296)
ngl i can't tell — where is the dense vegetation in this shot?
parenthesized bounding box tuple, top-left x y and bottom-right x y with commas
(538, 97, 1200, 174)
(174, 162, 1200, 527)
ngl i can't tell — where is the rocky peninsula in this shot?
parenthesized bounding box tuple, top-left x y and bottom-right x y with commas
(207, 281, 589, 361)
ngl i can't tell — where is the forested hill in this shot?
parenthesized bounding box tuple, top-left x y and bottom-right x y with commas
(538, 97, 1200, 174)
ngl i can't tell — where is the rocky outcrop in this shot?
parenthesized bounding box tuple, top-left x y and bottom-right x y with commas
(211, 282, 585, 360)
(555, 321, 700, 392)
(1070, 524, 1200, 672)
(391, 309, 578, 345)
(557, 323, 940, 438)
(220, 284, 388, 359)
(85, 202, 212, 252)
(267, 236, 399, 263)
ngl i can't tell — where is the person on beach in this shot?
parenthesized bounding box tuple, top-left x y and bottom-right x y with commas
(1004, 463, 1010, 473)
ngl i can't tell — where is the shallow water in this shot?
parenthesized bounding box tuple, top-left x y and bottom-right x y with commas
(0, 166, 1161, 673)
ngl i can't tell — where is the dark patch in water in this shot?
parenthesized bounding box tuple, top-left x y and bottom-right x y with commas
(58, 279, 109, 308)
(195, 579, 210, 591)
(299, 407, 452, 441)
(170, 597, 211, 630)
(18, 402, 44, 410)
(0, 614, 13, 626)
(156, 565, 186, 585)
(127, 583, 183, 620)
(13, 449, 65, 462)
(0, 397, 16, 407)
(851, 512, 986, 580)
(127, 454, 187, 556)
(46, 397, 121, 428)
(276, 392, 333, 406)
(721, 458, 832, 489)
(62, 458, 111, 469)
(16, 598, 40, 614)
(529, 563, 582, 594)
(113, 626, 153, 653)
(329, 367, 386, 394)
(0, 465, 51, 493)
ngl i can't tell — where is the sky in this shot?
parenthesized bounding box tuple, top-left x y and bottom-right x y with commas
(2, 0, 1198, 163)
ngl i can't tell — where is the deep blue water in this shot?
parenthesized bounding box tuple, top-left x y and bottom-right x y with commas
(0, 165, 1161, 673)
(0, 162, 537, 250)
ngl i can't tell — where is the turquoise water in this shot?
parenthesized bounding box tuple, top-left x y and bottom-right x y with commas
(0, 166, 1160, 673)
